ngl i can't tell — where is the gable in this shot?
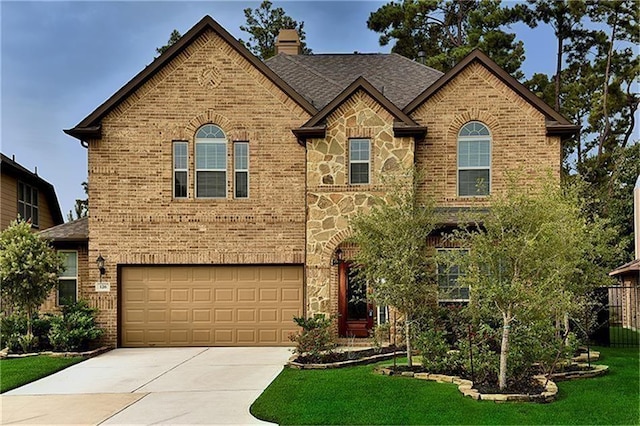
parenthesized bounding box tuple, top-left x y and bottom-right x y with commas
(64, 15, 316, 142)
(405, 50, 579, 139)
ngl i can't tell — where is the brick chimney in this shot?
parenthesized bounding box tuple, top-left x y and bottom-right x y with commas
(275, 29, 301, 55)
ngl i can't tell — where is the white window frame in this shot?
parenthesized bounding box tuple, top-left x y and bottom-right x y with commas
(457, 121, 491, 197)
(18, 181, 39, 227)
(349, 138, 371, 185)
(195, 124, 227, 199)
(436, 248, 470, 303)
(58, 250, 78, 305)
(377, 305, 390, 324)
(234, 141, 249, 199)
(173, 141, 188, 199)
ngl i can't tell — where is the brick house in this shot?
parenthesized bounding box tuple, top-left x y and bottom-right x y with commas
(64, 16, 577, 347)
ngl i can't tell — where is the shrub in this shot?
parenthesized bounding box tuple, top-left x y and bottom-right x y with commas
(49, 300, 104, 351)
(1, 312, 52, 353)
(289, 314, 335, 359)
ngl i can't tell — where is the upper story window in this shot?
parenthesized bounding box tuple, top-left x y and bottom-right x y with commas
(195, 124, 227, 198)
(458, 122, 491, 196)
(234, 142, 249, 199)
(58, 251, 78, 305)
(437, 248, 469, 302)
(18, 181, 39, 227)
(173, 141, 188, 198)
(349, 139, 370, 185)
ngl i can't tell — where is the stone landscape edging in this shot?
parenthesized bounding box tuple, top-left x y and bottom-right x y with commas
(377, 362, 609, 403)
(377, 367, 558, 403)
(2, 346, 111, 359)
(287, 350, 406, 369)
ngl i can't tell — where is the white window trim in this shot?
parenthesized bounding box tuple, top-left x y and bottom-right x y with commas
(58, 250, 78, 305)
(377, 305, 389, 324)
(234, 141, 249, 199)
(349, 138, 371, 185)
(173, 141, 188, 199)
(195, 130, 227, 199)
(436, 248, 470, 303)
(457, 122, 492, 197)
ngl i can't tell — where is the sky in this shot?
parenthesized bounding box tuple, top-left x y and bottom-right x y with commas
(1, 0, 561, 219)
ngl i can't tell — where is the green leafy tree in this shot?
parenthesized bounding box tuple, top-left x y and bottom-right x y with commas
(156, 29, 182, 57)
(67, 181, 88, 222)
(367, 0, 526, 77)
(0, 220, 64, 338)
(453, 177, 604, 390)
(350, 171, 440, 367)
(239, 0, 311, 60)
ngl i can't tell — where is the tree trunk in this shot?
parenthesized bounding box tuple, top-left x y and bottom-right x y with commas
(563, 312, 570, 346)
(26, 305, 33, 337)
(597, 15, 617, 159)
(405, 315, 413, 367)
(555, 34, 563, 112)
(499, 314, 511, 391)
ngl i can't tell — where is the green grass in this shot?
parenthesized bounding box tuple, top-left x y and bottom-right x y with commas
(610, 326, 640, 346)
(0, 355, 84, 393)
(251, 346, 639, 425)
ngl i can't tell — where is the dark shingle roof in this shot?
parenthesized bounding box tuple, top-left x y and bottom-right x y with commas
(39, 217, 88, 242)
(265, 53, 443, 110)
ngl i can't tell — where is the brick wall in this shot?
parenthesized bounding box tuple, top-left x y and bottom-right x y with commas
(86, 29, 310, 345)
(411, 62, 561, 205)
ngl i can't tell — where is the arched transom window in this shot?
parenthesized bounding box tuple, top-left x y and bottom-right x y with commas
(457, 121, 491, 196)
(195, 124, 227, 198)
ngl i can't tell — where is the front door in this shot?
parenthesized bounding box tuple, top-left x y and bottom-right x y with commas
(338, 262, 373, 337)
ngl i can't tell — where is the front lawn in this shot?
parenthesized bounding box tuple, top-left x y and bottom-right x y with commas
(251, 346, 639, 425)
(0, 355, 84, 393)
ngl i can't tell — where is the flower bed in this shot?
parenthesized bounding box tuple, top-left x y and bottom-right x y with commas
(288, 346, 405, 369)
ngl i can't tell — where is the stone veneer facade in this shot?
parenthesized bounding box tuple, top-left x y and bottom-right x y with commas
(74, 23, 562, 346)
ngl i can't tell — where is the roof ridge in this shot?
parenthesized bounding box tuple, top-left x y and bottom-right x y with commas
(280, 54, 344, 90)
(389, 52, 444, 75)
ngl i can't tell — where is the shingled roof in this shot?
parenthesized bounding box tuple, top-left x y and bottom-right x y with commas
(39, 216, 88, 242)
(265, 53, 443, 110)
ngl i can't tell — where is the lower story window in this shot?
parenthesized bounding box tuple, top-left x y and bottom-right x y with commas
(58, 251, 78, 305)
(437, 249, 469, 302)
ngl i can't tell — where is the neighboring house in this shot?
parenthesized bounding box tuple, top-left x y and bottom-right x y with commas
(39, 217, 89, 312)
(0, 153, 63, 231)
(63, 16, 577, 347)
(609, 174, 640, 331)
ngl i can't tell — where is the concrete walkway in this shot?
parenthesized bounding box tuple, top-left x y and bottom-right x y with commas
(1, 347, 292, 425)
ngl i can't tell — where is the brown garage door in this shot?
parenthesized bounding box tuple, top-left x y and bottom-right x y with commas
(120, 265, 303, 347)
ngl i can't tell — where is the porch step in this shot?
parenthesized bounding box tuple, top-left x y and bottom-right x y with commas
(336, 337, 376, 347)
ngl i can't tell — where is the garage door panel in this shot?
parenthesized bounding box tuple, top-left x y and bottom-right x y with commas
(214, 309, 233, 322)
(121, 265, 302, 346)
(215, 289, 234, 302)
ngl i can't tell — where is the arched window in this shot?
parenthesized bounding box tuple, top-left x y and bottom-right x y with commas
(195, 124, 227, 198)
(457, 121, 491, 196)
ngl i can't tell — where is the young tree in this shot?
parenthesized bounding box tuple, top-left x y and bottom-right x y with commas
(239, 0, 311, 60)
(367, 0, 526, 77)
(0, 220, 64, 337)
(454, 177, 598, 390)
(156, 29, 182, 57)
(350, 172, 440, 367)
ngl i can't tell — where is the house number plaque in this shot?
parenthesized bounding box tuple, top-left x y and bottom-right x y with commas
(95, 282, 111, 292)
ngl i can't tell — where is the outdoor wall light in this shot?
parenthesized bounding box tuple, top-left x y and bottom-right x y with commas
(96, 254, 106, 278)
(331, 248, 343, 266)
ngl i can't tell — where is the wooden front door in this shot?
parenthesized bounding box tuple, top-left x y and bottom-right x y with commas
(338, 262, 373, 337)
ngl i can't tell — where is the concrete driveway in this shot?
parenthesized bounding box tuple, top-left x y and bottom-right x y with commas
(1, 347, 292, 425)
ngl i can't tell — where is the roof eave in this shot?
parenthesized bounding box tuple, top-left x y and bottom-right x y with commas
(63, 125, 102, 141)
(393, 124, 427, 141)
(546, 122, 581, 140)
(291, 126, 327, 146)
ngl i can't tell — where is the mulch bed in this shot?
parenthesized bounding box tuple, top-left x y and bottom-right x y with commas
(294, 345, 402, 364)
